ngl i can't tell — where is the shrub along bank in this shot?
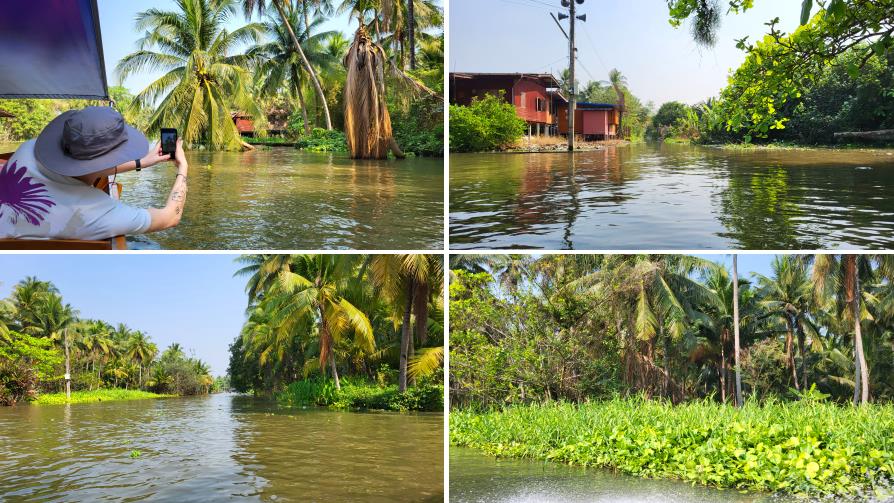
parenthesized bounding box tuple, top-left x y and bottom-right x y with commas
(277, 378, 443, 412)
(450, 399, 894, 496)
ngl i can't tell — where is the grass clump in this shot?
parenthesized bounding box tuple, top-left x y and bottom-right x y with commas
(295, 128, 348, 153)
(450, 398, 894, 496)
(34, 389, 172, 405)
(277, 378, 442, 412)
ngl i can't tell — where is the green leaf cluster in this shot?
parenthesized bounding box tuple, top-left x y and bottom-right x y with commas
(449, 93, 526, 152)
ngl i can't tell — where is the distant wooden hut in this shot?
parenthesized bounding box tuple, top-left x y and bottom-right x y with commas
(556, 101, 619, 140)
(232, 109, 289, 137)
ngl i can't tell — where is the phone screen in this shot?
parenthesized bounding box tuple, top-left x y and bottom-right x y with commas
(161, 128, 177, 156)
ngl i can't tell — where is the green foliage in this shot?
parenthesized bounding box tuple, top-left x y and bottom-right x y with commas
(0, 331, 61, 380)
(278, 378, 443, 412)
(392, 96, 444, 157)
(449, 93, 526, 152)
(0, 360, 38, 406)
(652, 101, 691, 129)
(0, 100, 55, 141)
(295, 128, 347, 152)
(452, 399, 894, 495)
(286, 110, 306, 138)
(34, 389, 170, 405)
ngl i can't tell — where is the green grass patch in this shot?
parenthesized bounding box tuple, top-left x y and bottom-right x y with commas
(450, 398, 894, 496)
(34, 389, 172, 405)
(277, 378, 443, 412)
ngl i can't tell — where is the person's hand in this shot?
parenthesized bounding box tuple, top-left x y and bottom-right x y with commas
(140, 141, 172, 168)
(173, 139, 187, 170)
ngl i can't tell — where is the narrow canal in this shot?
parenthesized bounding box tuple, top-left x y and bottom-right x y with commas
(450, 143, 894, 250)
(0, 394, 444, 502)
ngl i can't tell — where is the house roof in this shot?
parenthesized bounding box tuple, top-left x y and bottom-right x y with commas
(450, 72, 560, 89)
(577, 102, 617, 110)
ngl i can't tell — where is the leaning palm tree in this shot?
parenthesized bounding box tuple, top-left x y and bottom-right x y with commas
(608, 69, 627, 139)
(243, 0, 334, 130)
(250, 10, 338, 135)
(266, 254, 375, 389)
(117, 0, 265, 150)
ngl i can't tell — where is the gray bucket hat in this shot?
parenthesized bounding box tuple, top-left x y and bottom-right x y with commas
(34, 106, 149, 177)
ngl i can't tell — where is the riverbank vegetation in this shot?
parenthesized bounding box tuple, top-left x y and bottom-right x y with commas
(228, 254, 444, 412)
(450, 254, 894, 495)
(0, 0, 444, 157)
(0, 278, 218, 405)
(34, 389, 172, 405)
(658, 0, 894, 146)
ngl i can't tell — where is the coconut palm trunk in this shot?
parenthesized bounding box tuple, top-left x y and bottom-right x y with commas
(733, 254, 743, 407)
(399, 283, 414, 392)
(63, 334, 71, 399)
(273, 0, 333, 130)
(343, 27, 405, 160)
(851, 259, 869, 404)
(318, 309, 340, 390)
(408, 0, 416, 70)
(296, 82, 311, 135)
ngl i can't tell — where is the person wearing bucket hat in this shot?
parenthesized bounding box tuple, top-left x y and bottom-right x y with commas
(0, 106, 189, 241)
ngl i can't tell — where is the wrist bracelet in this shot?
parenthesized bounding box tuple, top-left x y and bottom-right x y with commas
(176, 173, 188, 182)
(134, 158, 142, 172)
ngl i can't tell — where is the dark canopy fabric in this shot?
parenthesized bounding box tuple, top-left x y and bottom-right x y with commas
(0, 0, 108, 99)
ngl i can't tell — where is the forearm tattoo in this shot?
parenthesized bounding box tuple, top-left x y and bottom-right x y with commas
(169, 176, 188, 215)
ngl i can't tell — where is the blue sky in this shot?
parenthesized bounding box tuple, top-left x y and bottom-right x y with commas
(98, 0, 363, 94)
(0, 254, 248, 376)
(450, 0, 803, 106)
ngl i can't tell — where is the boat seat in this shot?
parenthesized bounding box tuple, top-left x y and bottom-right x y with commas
(0, 160, 127, 250)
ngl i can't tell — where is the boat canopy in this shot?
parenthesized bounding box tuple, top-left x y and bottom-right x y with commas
(0, 0, 108, 100)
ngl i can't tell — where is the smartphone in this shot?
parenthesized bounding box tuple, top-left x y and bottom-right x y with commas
(161, 128, 177, 157)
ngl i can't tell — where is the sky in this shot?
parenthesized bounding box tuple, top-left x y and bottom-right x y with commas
(97, 0, 360, 94)
(450, 0, 804, 106)
(0, 254, 249, 376)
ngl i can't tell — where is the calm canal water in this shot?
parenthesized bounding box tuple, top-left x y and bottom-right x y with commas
(121, 148, 443, 249)
(0, 142, 443, 249)
(449, 144, 894, 250)
(450, 447, 785, 503)
(0, 394, 444, 502)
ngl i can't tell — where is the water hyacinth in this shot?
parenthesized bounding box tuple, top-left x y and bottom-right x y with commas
(450, 398, 894, 496)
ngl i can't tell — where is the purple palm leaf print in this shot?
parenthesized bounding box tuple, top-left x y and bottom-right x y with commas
(0, 161, 56, 226)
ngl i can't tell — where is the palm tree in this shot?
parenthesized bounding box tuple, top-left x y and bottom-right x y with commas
(266, 254, 374, 389)
(370, 254, 443, 392)
(812, 255, 882, 404)
(77, 321, 114, 388)
(117, 0, 265, 150)
(250, 10, 339, 134)
(10, 277, 58, 334)
(126, 331, 157, 388)
(608, 69, 627, 139)
(32, 293, 78, 399)
(754, 256, 815, 391)
(243, 0, 335, 129)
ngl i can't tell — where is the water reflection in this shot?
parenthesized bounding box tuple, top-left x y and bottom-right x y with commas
(449, 144, 894, 250)
(0, 394, 443, 502)
(117, 148, 444, 250)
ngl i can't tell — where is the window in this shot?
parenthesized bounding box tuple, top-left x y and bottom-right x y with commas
(519, 92, 526, 108)
(536, 98, 546, 112)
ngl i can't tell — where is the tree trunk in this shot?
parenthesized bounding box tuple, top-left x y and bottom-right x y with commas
(853, 265, 869, 404)
(733, 254, 743, 407)
(719, 334, 727, 403)
(784, 318, 800, 390)
(408, 0, 416, 70)
(398, 283, 415, 393)
(328, 351, 340, 390)
(797, 321, 807, 390)
(274, 0, 333, 130)
(63, 335, 71, 400)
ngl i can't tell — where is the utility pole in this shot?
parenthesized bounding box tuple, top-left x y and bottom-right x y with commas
(559, 1, 584, 151)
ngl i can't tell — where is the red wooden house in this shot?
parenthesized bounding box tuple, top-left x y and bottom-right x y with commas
(556, 102, 619, 140)
(450, 72, 564, 136)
